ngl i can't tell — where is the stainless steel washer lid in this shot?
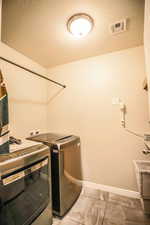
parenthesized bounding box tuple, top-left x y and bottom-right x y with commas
(53, 135, 80, 150)
(27, 133, 65, 145)
(27, 133, 80, 150)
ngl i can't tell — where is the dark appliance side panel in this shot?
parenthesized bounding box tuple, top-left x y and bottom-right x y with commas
(51, 146, 60, 214)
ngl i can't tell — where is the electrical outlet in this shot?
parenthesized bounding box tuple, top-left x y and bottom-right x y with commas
(35, 130, 40, 135)
(29, 131, 35, 136)
(29, 130, 40, 136)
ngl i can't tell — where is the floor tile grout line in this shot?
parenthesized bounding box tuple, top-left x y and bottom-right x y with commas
(101, 198, 109, 225)
(52, 188, 150, 225)
(66, 215, 85, 225)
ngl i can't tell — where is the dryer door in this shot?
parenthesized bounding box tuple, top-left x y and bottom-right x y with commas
(0, 158, 52, 225)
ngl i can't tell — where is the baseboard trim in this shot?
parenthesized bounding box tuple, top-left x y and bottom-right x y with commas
(82, 180, 140, 199)
(64, 171, 140, 199)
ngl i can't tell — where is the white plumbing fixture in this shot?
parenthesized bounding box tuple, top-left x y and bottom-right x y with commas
(112, 98, 126, 127)
(120, 102, 126, 127)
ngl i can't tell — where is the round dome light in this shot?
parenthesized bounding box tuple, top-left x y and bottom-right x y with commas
(67, 13, 94, 38)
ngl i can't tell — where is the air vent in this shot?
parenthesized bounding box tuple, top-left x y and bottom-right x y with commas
(110, 19, 127, 35)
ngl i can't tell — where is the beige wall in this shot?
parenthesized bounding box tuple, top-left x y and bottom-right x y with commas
(0, 0, 149, 191)
(0, 0, 1, 39)
(144, 0, 150, 120)
(47, 46, 150, 191)
(0, 0, 48, 138)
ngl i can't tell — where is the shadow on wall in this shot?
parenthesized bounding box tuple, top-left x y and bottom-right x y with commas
(47, 87, 65, 104)
(9, 98, 47, 105)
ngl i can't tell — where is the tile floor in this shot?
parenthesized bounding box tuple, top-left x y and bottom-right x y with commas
(52, 187, 150, 225)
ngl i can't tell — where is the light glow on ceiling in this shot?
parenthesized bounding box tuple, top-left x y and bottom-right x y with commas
(67, 13, 94, 38)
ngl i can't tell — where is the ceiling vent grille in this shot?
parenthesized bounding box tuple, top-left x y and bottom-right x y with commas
(110, 19, 127, 35)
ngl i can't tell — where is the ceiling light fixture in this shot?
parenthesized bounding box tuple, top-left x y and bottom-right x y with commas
(67, 13, 94, 38)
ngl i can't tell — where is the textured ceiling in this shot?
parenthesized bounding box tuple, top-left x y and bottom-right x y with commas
(2, 0, 144, 68)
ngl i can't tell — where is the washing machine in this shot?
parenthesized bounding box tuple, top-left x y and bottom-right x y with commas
(28, 133, 82, 217)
